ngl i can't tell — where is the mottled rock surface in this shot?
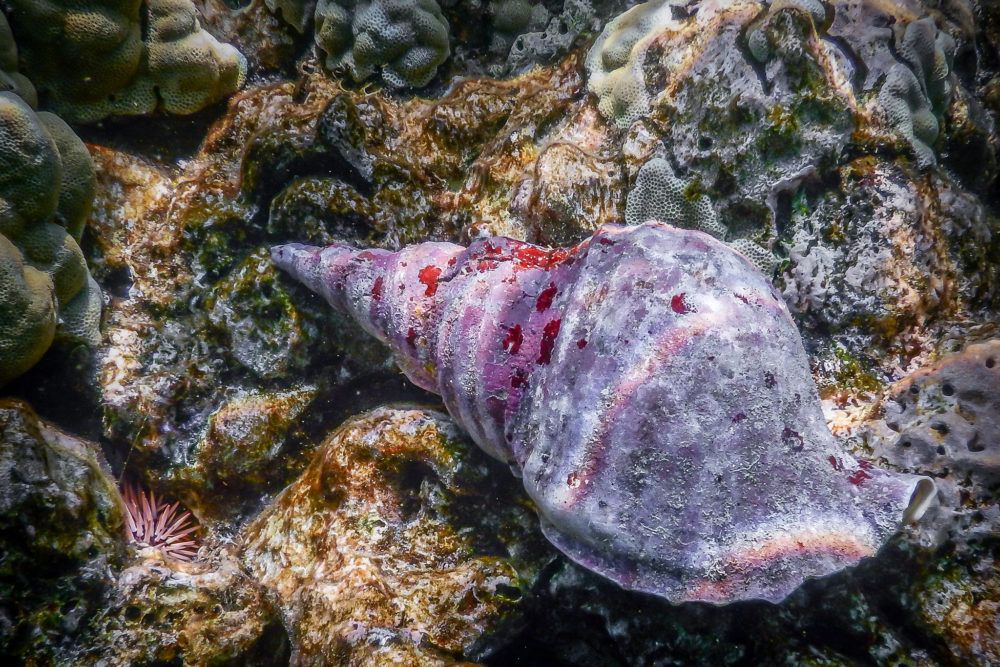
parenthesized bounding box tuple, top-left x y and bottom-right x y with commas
(241, 406, 549, 664)
(0, 399, 124, 662)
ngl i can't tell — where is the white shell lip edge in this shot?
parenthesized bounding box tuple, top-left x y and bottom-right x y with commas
(903, 477, 938, 524)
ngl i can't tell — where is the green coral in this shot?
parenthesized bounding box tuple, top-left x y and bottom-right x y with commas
(0, 91, 100, 384)
(877, 17, 956, 168)
(4, 0, 246, 123)
(0, 14, 35, 106)
(314, 0, 450, 88)
(584, 0, 677, 128)
(489, 0, 549, 54)
(626, 157, 777, 273)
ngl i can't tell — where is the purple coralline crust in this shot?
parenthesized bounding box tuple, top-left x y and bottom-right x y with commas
(272, 222, 934, 604)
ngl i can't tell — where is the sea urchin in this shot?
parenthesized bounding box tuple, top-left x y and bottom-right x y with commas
(122, 483, 201, 562)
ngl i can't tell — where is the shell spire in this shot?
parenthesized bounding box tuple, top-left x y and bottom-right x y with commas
(272, 222, 935, 604)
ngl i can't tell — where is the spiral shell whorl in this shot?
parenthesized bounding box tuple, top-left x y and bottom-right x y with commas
(273, 222, 934, 604)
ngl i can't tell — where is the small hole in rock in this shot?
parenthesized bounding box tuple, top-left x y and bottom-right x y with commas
(931, 422, 949, 435)
(936, 445, 946, 455)
(886, 421, 900, 432)
(699, 136, 713, 150)
(909, 385, 919, 395)
(942, 383, 955, 396)
(900, 439, 911, 448)
(495, 583, 523, 601)
(967, 434, 985, 452)
(986, 357, 996, 369)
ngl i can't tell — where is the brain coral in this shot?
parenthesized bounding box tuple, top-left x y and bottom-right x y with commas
(626, 157, 776, 273)
(4, 0, 246, 123)
(0, 91, 101, 383)
(313, 0, 450, 88)
(584, 0, 677, 128)
(877, 17, 955, 168)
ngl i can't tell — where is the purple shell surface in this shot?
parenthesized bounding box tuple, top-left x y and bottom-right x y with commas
(272, 221, 935, 604)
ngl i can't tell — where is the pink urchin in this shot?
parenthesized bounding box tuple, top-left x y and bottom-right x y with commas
(121, 483, 201, 562)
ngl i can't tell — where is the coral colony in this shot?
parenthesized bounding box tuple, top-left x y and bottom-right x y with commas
(273, 221, 936, 604)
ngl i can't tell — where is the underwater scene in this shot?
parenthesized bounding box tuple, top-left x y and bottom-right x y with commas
(1, 0, 999, 664)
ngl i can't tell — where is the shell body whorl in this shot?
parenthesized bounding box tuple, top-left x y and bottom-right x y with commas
(272, 222, 934, 604)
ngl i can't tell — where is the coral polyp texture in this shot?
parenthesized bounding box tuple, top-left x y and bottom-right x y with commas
(121, 483, 200, 562)
(313, 0, 450, 88)
(3, 0, 246, 123)
(877, 17, 956, 167)
(273, 221, 936, 604)
(584, 0, 677, 128)
(625, 157, 777, 273)
(0, 90, 101, 384)
(0, 14, 35, 106)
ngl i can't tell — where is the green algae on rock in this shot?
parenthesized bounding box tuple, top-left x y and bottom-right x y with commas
(4, 0, 246, 123)
(778, 155, 997, 385)
(163, 385, 320, 525)
(0, 91, 101, 385)
(241, 406, 551, 664)
(0, 399, 125, 662)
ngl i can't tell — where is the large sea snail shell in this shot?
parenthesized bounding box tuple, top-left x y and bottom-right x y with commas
(272, 221, 936, 604)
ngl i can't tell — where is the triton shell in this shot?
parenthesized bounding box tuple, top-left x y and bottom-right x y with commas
(272, 222, 935, 604)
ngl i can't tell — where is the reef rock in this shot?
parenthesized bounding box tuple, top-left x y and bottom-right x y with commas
(241, 406, 547, 663)
(273, 221, 936, 604)
(0, 399, 124, 662)
(867, 340, 1000, 545)
(82, 548, 287, 666)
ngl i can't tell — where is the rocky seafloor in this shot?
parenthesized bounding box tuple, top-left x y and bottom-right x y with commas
(1, 0, 1000, 664)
